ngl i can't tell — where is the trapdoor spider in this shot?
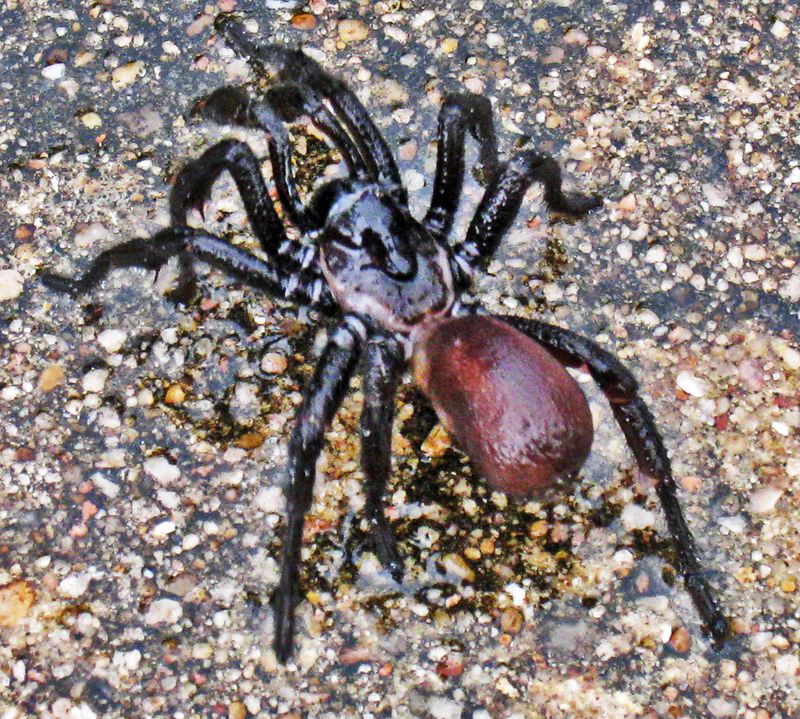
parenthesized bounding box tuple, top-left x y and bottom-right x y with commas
(42, 16, 728, 662)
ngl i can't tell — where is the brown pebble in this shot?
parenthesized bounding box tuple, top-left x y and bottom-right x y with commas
(437, 654, 464, 678)
(218, 0, 237, 11)
(528, 519, 548, 538)
(378, 662, 393, 677)
(292, 13, 317, 30)
(234, 431, 266, 449)
(338, 645, 376, 665)
(14, 224, 35, 242)
(81, 501, 98, 522)
(338, 18, 369, 43)
(421, 424, 451, 457)
(668, 626, 692, 653)
(0, 580, 36, 627)
(500, 607, 524, 634)
(165, 384, 186, 405)
(38, 363, 65, 392)
(618, 193, 637, 213)
(261, 352, 288, 374)
(228, 701, 247, 719)
(479, 538, 495, 555)
(680, 475, 702, 492)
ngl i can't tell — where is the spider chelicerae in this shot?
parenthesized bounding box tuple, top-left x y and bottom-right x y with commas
(41, 15, 728, 662)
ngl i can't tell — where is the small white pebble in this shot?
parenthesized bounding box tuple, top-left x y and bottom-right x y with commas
(91, 472, 119, 499)
(156, 489, 180, 509)
(486, 32, 504, 48)
(113, 649, 141, 672)
(144, 598, 183, 625)
(59, 573, 91, 599)
(621, 504, 656, 531)
(726, 246, 744, 268)
(143, 456, 180, 484)
(707, 697, 738, 717)
(82, 369, 108, 394)
(718, 515, 746, 534)
(428, 697, 464, 719)
(770, 19, 790, 39)
(749, 487, 783, 514)
(0, 269, 24, 300)
(411, 9, 435, 28)
(97, 329, 127, 353)
(676, 370, 710, 397)
(255, 486, 285, 514)
(403, 169, 425, 192)
(152, 520, 176, 539)
(504, 582, 526, 606)
(702, 183, 727, 207)
(42, 63, 65, 80)
(785, 167, 800, 185)
(617, 242, 633, 261)
(775, 653, 799, 676)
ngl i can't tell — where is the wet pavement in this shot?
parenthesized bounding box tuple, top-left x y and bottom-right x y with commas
(1, 1, 799, 718)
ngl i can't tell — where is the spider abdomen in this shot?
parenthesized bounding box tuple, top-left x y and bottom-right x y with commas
(413, 316, 593, 498)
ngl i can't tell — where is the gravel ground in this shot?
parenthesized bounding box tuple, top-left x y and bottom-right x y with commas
(1, 1, 799, 718)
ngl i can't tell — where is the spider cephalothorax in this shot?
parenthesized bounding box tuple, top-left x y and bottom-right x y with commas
(42, 15, 728, 663)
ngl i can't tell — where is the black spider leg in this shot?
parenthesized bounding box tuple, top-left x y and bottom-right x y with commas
(502, 316, 729, 645)
(39, 227, 332, 309)
(424, 93, 500, 241)
(265, 83, 373, 180)
(451, 151, 603, 287)
(360, 333, 406, 581)
(215, 15, 403, 192)
(170, 138, 311, 270)
(274, 319, 362, 663)
(194, 84, 369, 233)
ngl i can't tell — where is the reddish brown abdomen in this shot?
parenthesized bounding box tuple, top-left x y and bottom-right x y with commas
(413, 316, 593, 498)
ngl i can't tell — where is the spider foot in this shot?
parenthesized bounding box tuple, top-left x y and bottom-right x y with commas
(371, 520, 404, 583)
(554, 191, 604, 218)
(272, 582, 301, 663)
(186, 183, 213, 221)
(684, 571, 729, 646)
(39, 271, 81, 297)
(163, 266, 197, 307)
(171, 170, 216, 223)
(192, 86, 249, 126)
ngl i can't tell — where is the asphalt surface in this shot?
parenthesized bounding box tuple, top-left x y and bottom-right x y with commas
(1, 1, 799, 718)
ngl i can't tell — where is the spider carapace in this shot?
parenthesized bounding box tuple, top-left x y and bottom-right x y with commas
(42, 15, 728, 662)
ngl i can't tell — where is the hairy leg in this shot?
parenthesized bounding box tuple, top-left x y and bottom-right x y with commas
(453, 152, 601, 286)
(215, 15, 402, 190)
(424, 93, 499, 241)
(274, 320, 362, 662)
(195, 85, 369, 230)
(170, 138, 312, 269)
(40, 227, 332, 309)
(502, 315, 728, 644)
(360, 333, 405, 581)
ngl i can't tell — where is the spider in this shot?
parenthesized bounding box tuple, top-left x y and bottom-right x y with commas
(41, 15, 728, 663)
